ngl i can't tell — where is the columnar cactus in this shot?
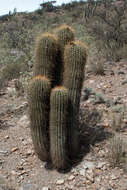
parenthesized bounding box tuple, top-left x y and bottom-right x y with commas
(28, 75, 51, 161)
(50, 86, 69, 169)
(63, 41, 87, 157)
(28, 25, 88, 170)
(34, 33, 58, 87)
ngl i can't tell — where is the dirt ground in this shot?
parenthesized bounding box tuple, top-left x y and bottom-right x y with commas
(0, 61, 127, 190)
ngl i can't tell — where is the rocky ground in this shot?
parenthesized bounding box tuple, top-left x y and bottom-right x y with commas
(0, 61, 127, 190)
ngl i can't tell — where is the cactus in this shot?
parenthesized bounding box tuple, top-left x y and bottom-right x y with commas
(34, 33, 59, 87)
(56, 24, 75, 52)
(50, 86, 69, 169)
(28, 75, 51, 161)
(28, 26, 88, 169)
(63, 41, 88, 158)
(56, 24, 75, 83)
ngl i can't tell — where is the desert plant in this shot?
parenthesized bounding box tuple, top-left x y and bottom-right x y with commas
(28, 25, 88, 169)
(50, 86, 69, 169)
(28, 75, 51, 161)
(108, 134, 126, 167)
(111, 113, 124, 132)
(34, 33, 58, 87)
(84, 0, 127, 61)
(56, 24, 75, 53)
(55, 24, 75, 84)
(63, 41, 87, 157)
(1, 62, 21, 81)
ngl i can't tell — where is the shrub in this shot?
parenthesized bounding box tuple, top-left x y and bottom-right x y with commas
(84, 0, 127, 61)
(1, 62, 21, 81)
(108, 134, 126, 167)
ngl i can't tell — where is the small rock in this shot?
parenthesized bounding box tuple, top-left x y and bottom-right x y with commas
(86, 170, 94, 183)
(56, 179, 64, 185)
(96, 162, 106, 169)
(25, 149, 33, 156)
(83, 161, 95, 170)
(110, 174, 118, 180)
(79, 169, 86, 176)
(0, 150, 8, 155)
(41, 187, 50, 190)
(86, 180, 91, 185)
(4, 136, 9, 139)
(17, 166, 24, 170)
(89, 80, 94, 84)
(11, 147, 19, 153)
(68, 175, 75, 181)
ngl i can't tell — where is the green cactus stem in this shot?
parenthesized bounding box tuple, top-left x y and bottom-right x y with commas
(56, 24, 75, 83)
(28, 75, 51, 162)
(63, 41, 88, 158)
(34, 33, 58, 87)
(50, 86, 69, 169)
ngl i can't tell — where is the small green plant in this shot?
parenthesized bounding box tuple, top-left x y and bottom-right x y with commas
(50, 86, 69, 169)
(28, 75, 51, 162)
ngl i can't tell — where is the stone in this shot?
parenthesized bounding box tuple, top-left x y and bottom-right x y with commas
(56, 179, 64, 185)
(83, 161, 95, 170)
(89, 80, 94, 84)
(0, 150, 8, 155)
(25, 149, 33, 156)
(96, 162, 106, 169)
(11, 147, 19, 153)
(79, 169, 86, 176)
(110, 174, 118, 180)
(68, 175, 75, 181)
(41, 187, 50, 190)
(86, 169, 94, 183)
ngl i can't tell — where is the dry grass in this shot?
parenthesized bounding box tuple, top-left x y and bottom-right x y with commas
(108, 134, 126, 168)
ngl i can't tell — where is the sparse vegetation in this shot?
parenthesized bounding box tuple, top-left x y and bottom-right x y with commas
(84, 0, 127, 61)
(108, 134, 126, 167)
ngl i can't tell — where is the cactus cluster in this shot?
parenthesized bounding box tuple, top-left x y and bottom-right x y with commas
(28, 24, 87, 170)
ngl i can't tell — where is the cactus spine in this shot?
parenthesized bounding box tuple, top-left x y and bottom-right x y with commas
(63, 41, 87, 157)
(50, 86, 69, 169)
(28, 75, 51, 161)
(34, 33, 58, 87)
